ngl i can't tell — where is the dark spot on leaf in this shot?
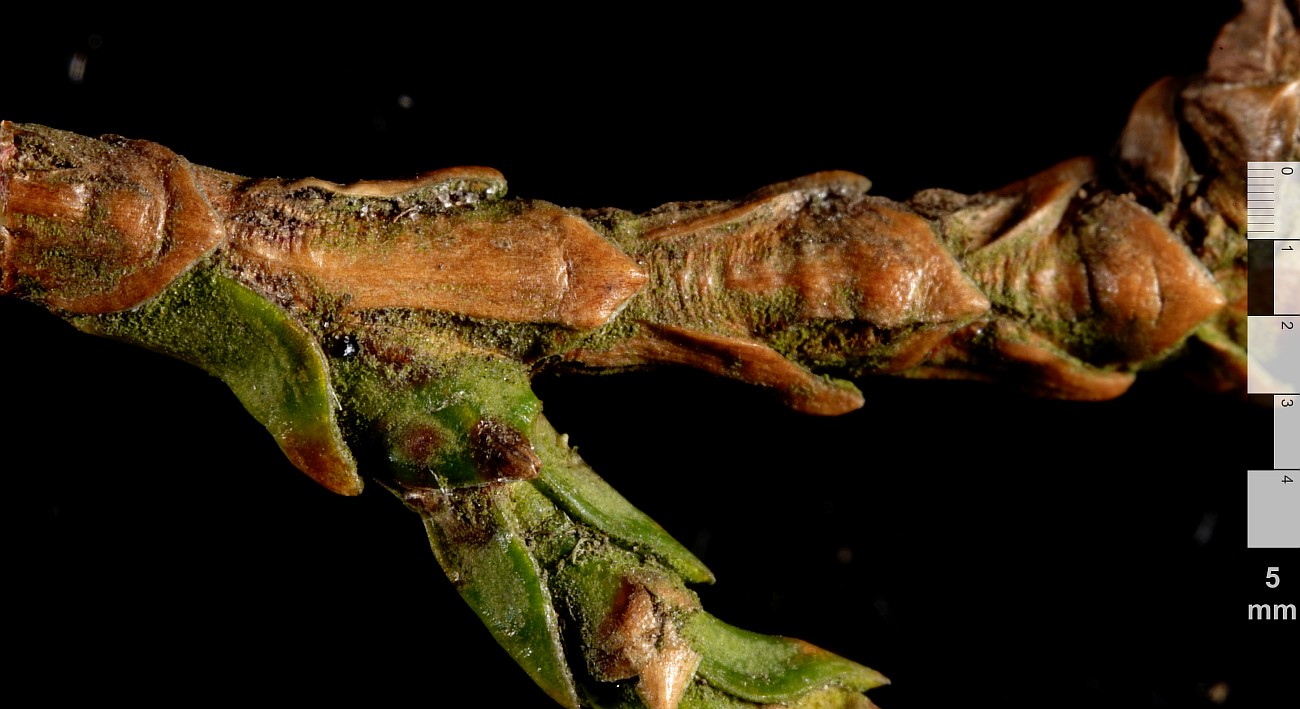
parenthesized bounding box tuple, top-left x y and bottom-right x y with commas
(396, 422, 446, 465)
(470, 418, 540, 482)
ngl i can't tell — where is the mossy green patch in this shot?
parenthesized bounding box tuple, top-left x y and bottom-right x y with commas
(335, 345, 542, 490)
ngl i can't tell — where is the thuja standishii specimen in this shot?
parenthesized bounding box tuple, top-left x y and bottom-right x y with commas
(1, 2, 1289, 707)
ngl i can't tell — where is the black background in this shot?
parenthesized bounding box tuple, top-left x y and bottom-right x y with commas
(3, 3, 1295, 707)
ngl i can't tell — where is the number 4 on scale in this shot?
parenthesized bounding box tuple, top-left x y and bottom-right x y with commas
(1285, 475, 1295, 484)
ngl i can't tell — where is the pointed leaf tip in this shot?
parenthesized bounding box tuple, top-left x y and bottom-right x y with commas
(685, 612, 887, 705)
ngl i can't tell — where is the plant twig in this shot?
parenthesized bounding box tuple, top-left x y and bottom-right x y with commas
(1, 2, 1288, 707)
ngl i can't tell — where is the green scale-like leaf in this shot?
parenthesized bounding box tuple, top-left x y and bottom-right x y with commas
(685, 613, 888, 704)
(420, 484, 580, 708)
(74, 265, 359, 494)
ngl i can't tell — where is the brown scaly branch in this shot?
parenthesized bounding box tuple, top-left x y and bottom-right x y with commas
(559, 0, 1296, 405)
(4, 3, 1287, 416)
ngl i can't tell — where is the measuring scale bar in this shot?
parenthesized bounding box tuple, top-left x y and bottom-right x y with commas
(1248, 161, 1300, 548)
